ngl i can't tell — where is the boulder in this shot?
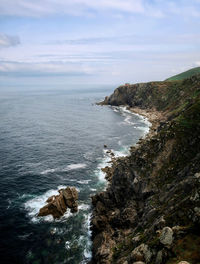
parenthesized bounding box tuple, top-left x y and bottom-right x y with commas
(46, 195, 55, 203)
(159, 227, 173, 247)
(131, 243, 152, 263)
(38, 186, 78, 219)
(38, 202, 63, 219)
(62, 187, 78, 212)
(155, 250, 163, 264)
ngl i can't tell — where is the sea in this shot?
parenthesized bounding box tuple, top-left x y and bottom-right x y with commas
(0, 88, 150, 264)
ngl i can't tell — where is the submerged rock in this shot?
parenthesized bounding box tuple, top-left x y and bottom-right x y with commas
(38, 187, 78, 219)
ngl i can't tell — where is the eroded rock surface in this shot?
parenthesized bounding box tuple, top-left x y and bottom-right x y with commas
(38, 187, 78, 219)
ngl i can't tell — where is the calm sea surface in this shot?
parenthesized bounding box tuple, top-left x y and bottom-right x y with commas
(0, 88, 149, 264)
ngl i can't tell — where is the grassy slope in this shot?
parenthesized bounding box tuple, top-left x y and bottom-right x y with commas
(166, 67, 200, 81)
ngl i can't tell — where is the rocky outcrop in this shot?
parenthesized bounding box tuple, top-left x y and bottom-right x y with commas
(91, 74, 200, 263)
(159, 227, 173, 247)
(38, 187, 78, 219)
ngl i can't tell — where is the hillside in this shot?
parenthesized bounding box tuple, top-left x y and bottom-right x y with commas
(91, 74, 200, 264)
(165, 67, 200, 81)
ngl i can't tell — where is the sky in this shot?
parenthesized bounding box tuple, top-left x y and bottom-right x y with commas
(0, 0, 200, 89)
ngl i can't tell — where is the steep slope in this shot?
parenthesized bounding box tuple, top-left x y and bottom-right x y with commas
(91, 74, 200, 264)
(165, 67, 200, 81)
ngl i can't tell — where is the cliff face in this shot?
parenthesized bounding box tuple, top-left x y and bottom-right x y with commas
(91, 75, 200, 264)
(100, 76, 200, 114)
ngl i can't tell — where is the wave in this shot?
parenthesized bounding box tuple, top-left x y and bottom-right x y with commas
(76, 179, 91, 184)
(94, 149, 112, 182)
(92, 105, 151, 185)
(83, 151, 94, 161)
(82, 213, 92, 260)
(18, 233, 33, 240)
(6, 198, 12, 209)
(124, 115, 136, 125)
(66, 163, 87, 170)
(94, 145, 131, 183)
(112, 148, 130, 157)
(131, 112, 151, 127)
(79, 204, 90, 211)
(41, 168, 57, 175)
(136, 125, 150, 134)
(41, 163, 87, 175)
(117, 106, 151, 137)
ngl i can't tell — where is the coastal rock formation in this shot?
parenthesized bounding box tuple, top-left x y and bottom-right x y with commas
(38, 187, 78, 219)
(91, 74, 200, 263)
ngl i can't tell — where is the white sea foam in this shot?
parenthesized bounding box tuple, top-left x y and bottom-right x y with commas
(6, 198, 12, 209)
(132, 112, 151, 127)
(24, 185, 74, 223)
(65, 241, 71, 250)
(116, 106, 151, 138)
(99, 105, 151, 165)
(40, 163, 87, 175)
(41, 168, 57, 175)
(94, 150, 111, 182)
(83, 151, 94, 161)
(76, 179, 91, 184)
(18, 233, 33, 240)
(64, 215, 92, 261)
(66, 163, 87, 170)
(124, 115, 136, 125)
(136, 125, 150, 134)
(83, 213, 92, 259)
(112, 107, 119, 113)
(112, 148, 130, 157)
(79, 204, 90, 211)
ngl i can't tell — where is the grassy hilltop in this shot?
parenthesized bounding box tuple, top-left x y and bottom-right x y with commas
(166, 67, 200, 81)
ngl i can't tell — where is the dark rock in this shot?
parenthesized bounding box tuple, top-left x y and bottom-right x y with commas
(131, 244, 152, 263)
(159, 227, 174, 247)
(62, 187, 78, 212)
(38, 186, 78, 219)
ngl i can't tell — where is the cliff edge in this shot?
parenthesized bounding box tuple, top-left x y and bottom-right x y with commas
(91, 74, 200, 264)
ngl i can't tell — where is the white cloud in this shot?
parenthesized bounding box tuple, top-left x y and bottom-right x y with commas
(0, 0, 199, 18)
(0, 61, 93, 76)
(0, 0, 144, 17)
(0, 34, 20, 48)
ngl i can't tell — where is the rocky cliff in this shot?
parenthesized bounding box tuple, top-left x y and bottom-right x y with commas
(91, 74, 200, 264)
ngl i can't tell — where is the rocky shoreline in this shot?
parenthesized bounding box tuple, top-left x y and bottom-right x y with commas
(90, 75, 200, 264)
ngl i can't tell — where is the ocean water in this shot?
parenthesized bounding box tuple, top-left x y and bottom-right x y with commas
(0, 88, 150, 264)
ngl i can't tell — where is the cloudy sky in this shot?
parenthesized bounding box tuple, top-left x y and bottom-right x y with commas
(0, 0, 200, 89)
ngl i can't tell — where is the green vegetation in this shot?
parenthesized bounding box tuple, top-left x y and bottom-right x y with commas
(165, 67, 200, 81)
(176, 98, 200, 130)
